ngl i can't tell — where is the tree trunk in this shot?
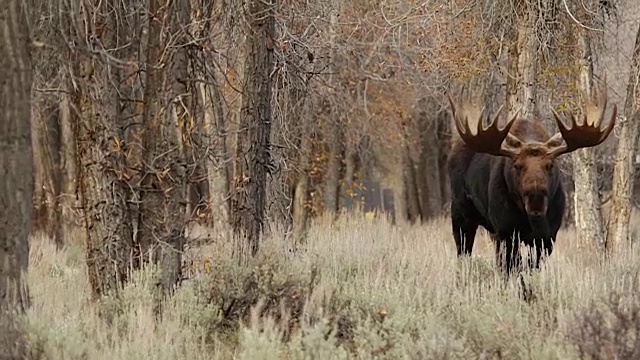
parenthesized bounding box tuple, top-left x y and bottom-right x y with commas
(162, 0, 191, 291)
(292, 107, 313, 245)
(506, 32, 520, 118)
(265, 75, 298, 232)
(292, 170, 310, 243)
(415, 99, 442, 220)
(402, 159, 421, 224)
(518, 21, 538, 120)
(57, 89, 81, 246)
(509, 10, 538, 121)
(139, 0, 190, 293)
(505, 3, 538, 121)
(401, 121, 421, 224)
(344, 147, 359, 189)
(268, 55, 313, 233)
(607, 24, 640, 249)
(323, 8, 343, 216)
(437, 108, 452, 210)
(185, 56, 210, 224)
(186, 165, 210, 222)
(190, 1, 232, 232)
(76, 6, 135, 300)
(323, 120, 344, 214)
(394, 171, 408, 225)
(198, 72, 231, 231)
(53, 0, 86, 249)
(30, 95, 61, 246)
(0, 1, 33, 356)
(572, 29, 607, 251)
(340, 143, 359, 212)
(230, 0, 275, 259)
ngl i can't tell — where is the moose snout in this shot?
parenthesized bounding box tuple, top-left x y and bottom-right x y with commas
(524, 192, 548, 216)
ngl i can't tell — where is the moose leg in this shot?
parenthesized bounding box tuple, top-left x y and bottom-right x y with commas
(527, 237, 554, 270)
(491, 233, 502, 267)
(526, 215, 552, 269)
(495, 233, 522, 275)
(452, 215, 478, 256)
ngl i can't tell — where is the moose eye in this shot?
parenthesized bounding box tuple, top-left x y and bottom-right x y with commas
(514, 164, 523, 172)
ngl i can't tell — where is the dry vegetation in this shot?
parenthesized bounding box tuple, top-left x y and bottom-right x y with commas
(2, 0, 640, 358)
(22, 212, 640, 359)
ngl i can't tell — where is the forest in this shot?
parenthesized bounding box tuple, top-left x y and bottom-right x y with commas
(3, 0, 640, 358)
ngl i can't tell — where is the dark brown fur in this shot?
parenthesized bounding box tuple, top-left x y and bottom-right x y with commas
(447, 118, 566, 274)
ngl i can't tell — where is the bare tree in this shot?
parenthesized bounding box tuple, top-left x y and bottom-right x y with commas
(608, 23, 640, 249)
(510, 3, 539, 121)
(29, 1, 71, 248)
(30, 93, 61, 246)
(415, 97, 445, 220)
(138, 0, 191, 293)
(46, 0, 199, 298)
(56, 86, 81, 245)
(73, 1, 136, 299)
(569, 2, 609, 251)
(231, 0, 276, 258)
(0, 0, 33, 356)
(400, 118, 422, 224)
(322, 5, 344, 216)
(292, 103, 313, 243)
(198, 66, 232, 232)
(189, 1, 233, 233)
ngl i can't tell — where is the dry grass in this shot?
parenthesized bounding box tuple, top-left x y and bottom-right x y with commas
(22, 212, 640, 360)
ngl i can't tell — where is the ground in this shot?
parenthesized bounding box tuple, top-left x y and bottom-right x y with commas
(21, 212, 640, 359)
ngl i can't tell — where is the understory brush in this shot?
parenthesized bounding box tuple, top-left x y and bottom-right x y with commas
(23, 213, 640, 359)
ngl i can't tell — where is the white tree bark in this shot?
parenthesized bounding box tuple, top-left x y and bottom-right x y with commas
(199, 74, 231, 232)
(506, 7, 538, 121)
(607, 24, 640, 249)
(0, 0, 33, 356)
(572, 29, 607, 251)
(57, 88, 80, 244)
(517, 16, 538, 121)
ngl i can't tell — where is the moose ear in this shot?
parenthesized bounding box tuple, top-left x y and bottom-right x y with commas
(504, 133, 523, 149)
(545, 133, 565, 148)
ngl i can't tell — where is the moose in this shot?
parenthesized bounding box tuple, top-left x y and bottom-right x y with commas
(446, 84, 617, 275)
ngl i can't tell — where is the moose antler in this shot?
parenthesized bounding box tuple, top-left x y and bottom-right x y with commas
(545, 81, 617, 157)
(448, 86, 523, 158)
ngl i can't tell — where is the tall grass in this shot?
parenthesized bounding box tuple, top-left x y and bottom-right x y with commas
(23, 213, 640, 359)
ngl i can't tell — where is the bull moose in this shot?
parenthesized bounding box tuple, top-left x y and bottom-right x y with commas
(446, 84, 617, 275)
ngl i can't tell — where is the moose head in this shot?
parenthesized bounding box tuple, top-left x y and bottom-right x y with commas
(447, 84, 617, 218)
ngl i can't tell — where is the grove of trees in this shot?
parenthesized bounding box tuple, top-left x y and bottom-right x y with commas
(3, 1, 640, 345)
(0, 0, 33, 356)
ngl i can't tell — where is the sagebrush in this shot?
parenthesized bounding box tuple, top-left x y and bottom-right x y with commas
(23, 213, 640, 359)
